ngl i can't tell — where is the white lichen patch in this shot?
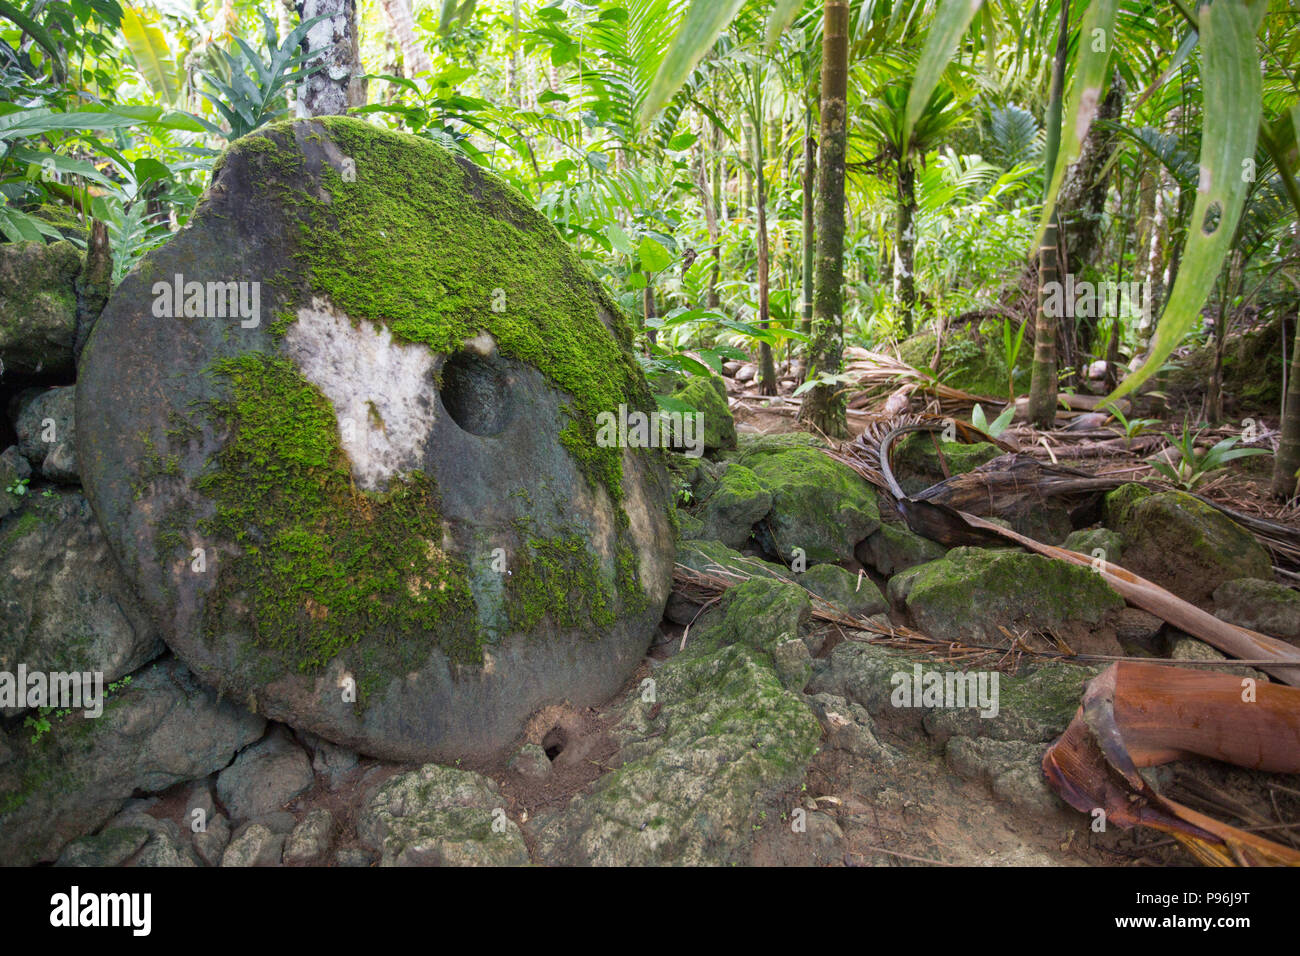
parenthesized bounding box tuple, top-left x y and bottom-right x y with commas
(285, 299, 438, 491)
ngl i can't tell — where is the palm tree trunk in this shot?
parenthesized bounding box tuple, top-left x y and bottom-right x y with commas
(801, 118, 816, 340)
(1275, 307, 1300, 500)
(696, 138, 721, 309)
(750, 110, 777, 396)
(1027, 0, 1069, 428)
(296, 0, 365, 116)
(797, 0, 849, 438)
(895, 161, 916, 336)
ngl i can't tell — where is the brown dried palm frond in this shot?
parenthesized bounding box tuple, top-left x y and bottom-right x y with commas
(1044, 662, 1300, 866)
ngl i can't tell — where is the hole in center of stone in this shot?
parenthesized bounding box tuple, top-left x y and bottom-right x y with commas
(439, 350, 513, 437)
(542, 726, 567, 761)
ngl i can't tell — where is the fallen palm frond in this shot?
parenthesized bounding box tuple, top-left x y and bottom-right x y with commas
(834, 419, 1300, 571)
(841, 347, 1005, 416)
(841, 347, 1131, 420)
(912, 454, 1125, 531)
(940, 507, 1300, 686)
(1043, 661, 1300, 866)
(827, 423, 1300, 684)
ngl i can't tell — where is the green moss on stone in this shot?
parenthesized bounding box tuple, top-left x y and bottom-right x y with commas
(670, 374, 736, 451)
(504, 532, 616, 633)
(197, 352, 480, 672)
(234, 117, 652, 504)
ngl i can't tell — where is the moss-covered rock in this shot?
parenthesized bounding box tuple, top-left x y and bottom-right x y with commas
(357, 764, 529, 866)
(14, 385, 78, 482)
(675, 538, 789, 581)
(670, 373, 736, 452)
(54, 827, 151, 867)
(1103, 484, 1272, 605)
(727, 431, 829, 464)
(0, 488, 162, 717)
(0, 659, 265, 865)
(0, 239, 81, 380)
(1213, 578, 1300, 643)
(796, 562, 887, 618)
(856, 522, 948, 576)
(688, 577, 811, 656)
(807, 639, 1100, 746)
(890, 433, 1001, 496)
(535, 633, 821, 865)
(897, 323, 1029, 399)
(1062, 527, 1124, 564)
(744, 446, 880, 564)
(688, 462, 771, 548)
(888, 546, 1124, 651)
(76, 117, 675, 762)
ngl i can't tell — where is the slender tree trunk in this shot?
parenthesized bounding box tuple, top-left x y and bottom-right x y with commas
(643, 279, 656, 347)
(801, 121, 816, 340)
(1275, 305, 1300, 500)
(278, 0, 299, 114)
(507, 0, 521, 107)
(1060, 71, 1124, 361)
(750, 103, 777, 396)
(895, 161, 916, 336)
(378, 0, 431, 77)
(1027, 0, 1069, 428)
(696, 137, 721, 309)
(297, 0, 365, 116)
(797, 0, 849, 438)
(1144, 172, 1167, 347)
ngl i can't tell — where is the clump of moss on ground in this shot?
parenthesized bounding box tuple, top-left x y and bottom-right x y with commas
(197, 352, 481, 670)
(238, 116, 652, 504)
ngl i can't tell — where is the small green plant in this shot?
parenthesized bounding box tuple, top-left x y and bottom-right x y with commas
(1103, 403, 1160, 448)
(971, 402, 1015, 438)
(5, 475, 28, 496)
(676, 478, 694, 507)
(1148, 420, 1270, 491)
(1000, 317, 1026, 400)
(23, 711, 51, 743)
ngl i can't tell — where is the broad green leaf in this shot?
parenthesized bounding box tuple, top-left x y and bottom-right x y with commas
(637, 236, 673, 273)
(1035, 0, 1120, 244)
(1109, 0, 1265, 402)
(640, 0, 746, 125)
(10, 147, 115, 187)
(903, 0, 983, 152)
(607, 224, 634, 255)
(0, 205, 63, 243)
(0, 108, 146, 141)
(764, 0, 805, 51)
(122, 4, 180, 104)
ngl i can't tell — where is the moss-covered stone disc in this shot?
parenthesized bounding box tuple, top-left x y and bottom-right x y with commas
(76, 118, 674, 761)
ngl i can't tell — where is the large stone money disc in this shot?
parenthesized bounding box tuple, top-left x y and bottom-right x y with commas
(77, 117, 674, 761)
